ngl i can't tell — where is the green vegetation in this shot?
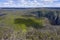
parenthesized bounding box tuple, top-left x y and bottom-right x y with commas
(0, 9, 60, 40)
(0, 13, 45, 31)
(14, 18, 44, 28)
(0, 14, 45, 40)
(0, 27, 12, 40)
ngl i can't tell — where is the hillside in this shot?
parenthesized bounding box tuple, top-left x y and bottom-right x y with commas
(0, 8, 60, 40)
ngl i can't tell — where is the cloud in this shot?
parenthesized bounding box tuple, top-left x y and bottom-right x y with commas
(0, 0, 60, 7)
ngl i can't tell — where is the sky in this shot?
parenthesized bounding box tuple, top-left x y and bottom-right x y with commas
(0, 0, 60, 7)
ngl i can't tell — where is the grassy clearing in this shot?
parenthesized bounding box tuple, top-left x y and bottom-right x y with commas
(0, 11, 60, 40)
(0, 14, 45, 40)
(0, 14, 45, 32)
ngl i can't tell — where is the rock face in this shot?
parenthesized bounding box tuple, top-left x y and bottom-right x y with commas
(45, 11, 60, 25)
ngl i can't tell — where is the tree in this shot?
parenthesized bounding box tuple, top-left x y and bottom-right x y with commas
(31, 11, 43, 18)
(45, 11, 60, 25)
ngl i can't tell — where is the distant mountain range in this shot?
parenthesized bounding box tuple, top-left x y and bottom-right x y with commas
(0, 7, 60, 9)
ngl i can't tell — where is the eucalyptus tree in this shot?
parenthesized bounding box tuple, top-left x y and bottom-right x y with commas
(45, 11, 60, 25)
(31, 11, 43, 18)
